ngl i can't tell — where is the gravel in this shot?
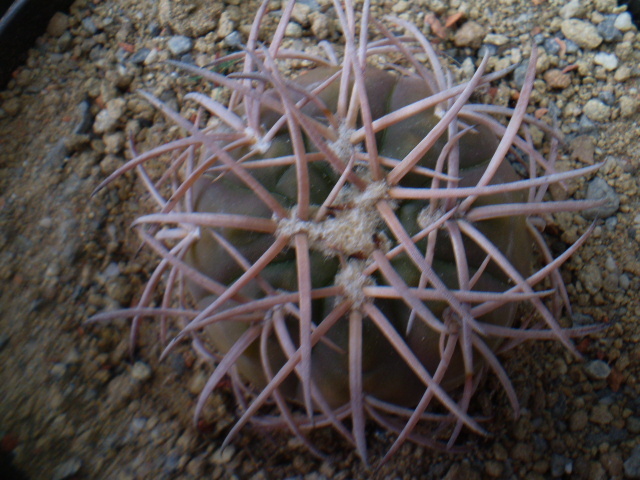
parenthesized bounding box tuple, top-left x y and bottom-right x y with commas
(561, 19, 604, 49)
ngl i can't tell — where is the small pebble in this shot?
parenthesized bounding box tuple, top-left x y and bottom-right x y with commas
(81, 17, 99, 35)
(292, 3, 313, 24)
(211, 445, 236, 464)
(131, 361, 153, 382)
(619, 274, 630, 290)
(47, 12, 69, 37)
(453, 21, 486, 48)
(130, 47, 151, 64)
(570, 135, 595, 164)
(285, 21, 303, 38)
(627, 417, 640, 434)
(596, 16, 622, 42)
(391, 0, 409, 13)
(604, 255, 617, 272)
(544, 37, 562, 55)
(560, 0, 585, 18)
(484, 33, 509, 46)
(144, 48, 159, 65)
(570, 410, 589, 431)
(167, 35, 193, 55)
(311, 12, 331, 40)
(583, 177, 620, 219)
(52, 458, 82, 480)
(513, 63, 528, 90)
(93, 98, 126, 134)
(544, 69, 572, 89)
(624, 445, 640, 479)
(583, 98, 611, 122)
(2, 97, 21, 116)
(593, 52, 618, 71)
(224, 31, 243, 48)
(579, 114, 596, 133)
(605, 216, 618, 230)
(561, 19, 603, 49)
(584, 359, 611, 379)
(619, 95, 639, 118)
(590, 403, 613, 425)
(614, 12, 634, 32)
(579, 263, 603, 294)
(598, 90, 616, 106)
(551, 454, 572, 477)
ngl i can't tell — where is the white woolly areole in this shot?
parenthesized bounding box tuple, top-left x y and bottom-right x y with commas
(276, 181, 391, 257)
(334, 260, 374, 307)
(417, 206, 444, 230)
(328, 122, 360, 163)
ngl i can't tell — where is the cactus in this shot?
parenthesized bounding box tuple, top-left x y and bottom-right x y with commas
(92, 0, 602, 465)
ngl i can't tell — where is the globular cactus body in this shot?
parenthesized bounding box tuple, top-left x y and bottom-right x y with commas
(93, 0, 602, 464)
(188, 64, 530, 409)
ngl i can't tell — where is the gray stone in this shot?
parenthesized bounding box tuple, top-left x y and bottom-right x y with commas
(81, 17, 99, 35)
(583, 177, 619, 219)
(224, 31, 243, 48)
(167, 35, 193, 56)
(619, 274, 630, 290)
(551, 454, 572, 477)
(564, 39, 580, 54)
(584, 359, 611, 379)
(130, 47, 151, 64)
(513, 63, 528, 90)
(52, 458, 82, 480)
(596, 15, 622, 42)
(598, 90, 616, 106)
(624, 445, 640, 479)
(544, 37, 562, 55)
(578, 114, 596, 133)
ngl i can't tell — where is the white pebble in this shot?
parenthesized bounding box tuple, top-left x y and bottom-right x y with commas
(131, 361, 153, 382)
(212, 445, 236, 464)
(614, 12, 634, 32)
(484, 33, 509, 46)
(593, 52, 619, 71)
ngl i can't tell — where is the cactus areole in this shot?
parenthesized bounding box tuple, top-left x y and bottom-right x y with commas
(92, 0, 602, 464)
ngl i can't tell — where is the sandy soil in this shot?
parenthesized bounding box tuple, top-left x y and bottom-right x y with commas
(1, 0, 640, 479)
